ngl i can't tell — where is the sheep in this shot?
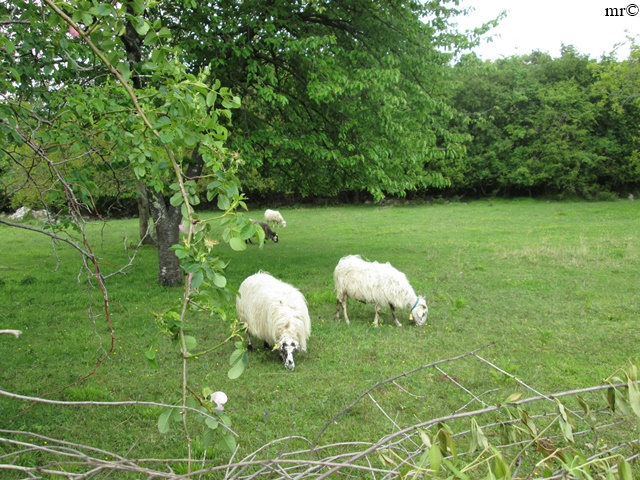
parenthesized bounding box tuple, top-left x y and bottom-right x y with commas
(333, 255, 428, 328)
(236, 272, 311, 370)
(249, 220, 279, 243)
(264, 209, 287, 228)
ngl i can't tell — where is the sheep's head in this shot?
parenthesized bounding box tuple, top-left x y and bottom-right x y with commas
(271, 232, 279, 243)
(411, 297, 429, 326)
(277, 337, 300, 370)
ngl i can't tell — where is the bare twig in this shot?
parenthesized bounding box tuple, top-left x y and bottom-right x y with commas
(0, 392, 237, 437)
(0, 218, 93, 259)
(310, 342, 497, 452)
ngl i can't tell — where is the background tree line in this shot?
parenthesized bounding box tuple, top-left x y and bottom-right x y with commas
(4, 27, 639, 212)
(447, 45, 640, 200)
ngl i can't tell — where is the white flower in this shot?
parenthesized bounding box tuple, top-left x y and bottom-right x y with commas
(210, 391, 228, 411)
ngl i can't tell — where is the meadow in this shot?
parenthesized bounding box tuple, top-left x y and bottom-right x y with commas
(0, 199, 639, 477)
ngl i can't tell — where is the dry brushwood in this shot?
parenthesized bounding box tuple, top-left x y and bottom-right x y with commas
(1, 344, 639, 479)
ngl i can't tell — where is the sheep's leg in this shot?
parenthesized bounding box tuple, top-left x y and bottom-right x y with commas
(246, 332, 254, 352)
(374, 304, 380, 327)
(335, 294, 351, 325)
(342, 298, 351, 325)
(389, 304, 403, 328)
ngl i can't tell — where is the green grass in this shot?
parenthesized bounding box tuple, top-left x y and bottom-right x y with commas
(1, 199, 639, 476)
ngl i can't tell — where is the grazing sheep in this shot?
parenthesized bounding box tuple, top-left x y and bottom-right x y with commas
(333, 255, 428, 328)
(236, 272, 311, 370)
(264, 209, 287, 227)
(249, 220, 279, 243)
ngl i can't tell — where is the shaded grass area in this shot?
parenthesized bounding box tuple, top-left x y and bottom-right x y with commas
(1, 199, 639, 470)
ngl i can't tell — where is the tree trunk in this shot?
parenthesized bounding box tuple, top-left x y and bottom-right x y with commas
(149, 191, 183, 287)
(136, 181, 156, 245)
(148, 150, 205, 287)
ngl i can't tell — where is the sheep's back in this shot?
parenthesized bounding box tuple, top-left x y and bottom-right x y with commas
(334, 256, 414, 307)
(264, 209, 283, 222)
(236, 273, 310, 350)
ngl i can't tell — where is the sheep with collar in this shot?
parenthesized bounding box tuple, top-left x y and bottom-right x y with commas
(236, 272, 311, 371)
(333, 255, 428, 327)
(264, 209, 287, 227)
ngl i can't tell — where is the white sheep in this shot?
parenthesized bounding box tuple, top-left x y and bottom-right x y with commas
(333, 255, 428, 328)
(236, 272, 311, 370)
(264, 209, 287, 227)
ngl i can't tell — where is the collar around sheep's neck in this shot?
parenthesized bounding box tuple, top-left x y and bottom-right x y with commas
(411, 297, 421, 311)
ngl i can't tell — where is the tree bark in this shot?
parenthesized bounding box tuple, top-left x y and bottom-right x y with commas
(149, 191, 183, 287)
(148, 149, 205, 287)
(136, 181, 156, 245)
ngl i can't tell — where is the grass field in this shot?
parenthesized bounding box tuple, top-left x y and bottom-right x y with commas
(1, 199, 639, 477)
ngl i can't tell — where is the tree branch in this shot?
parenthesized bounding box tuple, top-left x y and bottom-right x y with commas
(0, 218, 94, 259)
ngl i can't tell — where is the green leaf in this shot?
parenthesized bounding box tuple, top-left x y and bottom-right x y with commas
(419, 429, 431, 448)
(627, 378, 640, 418)
(219, 432, 237, 453)
(183, 262, 201, 274)
(505, 392, 522, 403)
(144, 347, 159, 368)
(184, 335, 197, 352)
(133, 18, 150, 36)
(116, 60, 131, 83)
(131, 0, 145, 15)
(442, 459, 469, 480)
(203, 426, 216, 448)
(228, 351, 248, 379)
(205, 416, 219, 430)
(229, 348, 244, 366)
(240, 222, 256, 240)
(169, 192, 184, 207)
(217, 194, 230, 211)
(229, 237, 246, 251)
(618, 459, 633, 480)
(171, 245, 190, 259)
(206, 91, 218, 107)
(470, 418, 488, 451)
(606, 387, 616, 412)
(158, 27, 172, 38)
(158, 408, 173, 434)
(213, 273, 227, 288)
(133, 165, 146, 178)
(428, 445, 442, 473)
(491, 447, 510, 479)
(152, 116, 172, 129)
(4, 39, 15, 54)
(519, 408, 537, 436)
(191, 271, 204, 289)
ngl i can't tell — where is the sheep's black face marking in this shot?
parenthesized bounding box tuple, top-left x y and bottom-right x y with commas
(278, 338, 300, 371)
(272, 233, 279, 243)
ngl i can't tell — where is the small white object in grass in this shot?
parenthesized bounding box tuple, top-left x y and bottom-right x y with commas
(0, 329, 22, 338)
